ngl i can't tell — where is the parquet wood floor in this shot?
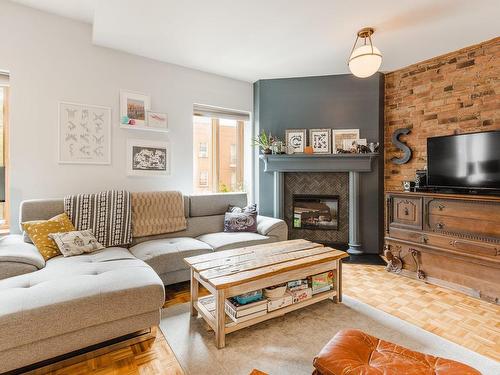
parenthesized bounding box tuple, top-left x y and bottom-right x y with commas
(42, 263, 500, 374)
(343, 264, 500, 362)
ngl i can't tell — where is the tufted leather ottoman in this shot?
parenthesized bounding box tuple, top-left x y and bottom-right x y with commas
(313, 329, 480, 375)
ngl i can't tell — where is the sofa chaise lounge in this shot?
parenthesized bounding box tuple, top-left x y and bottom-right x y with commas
(0, 192, 287, 373)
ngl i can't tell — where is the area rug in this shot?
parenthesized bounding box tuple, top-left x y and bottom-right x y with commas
(160, 296, 499, 375)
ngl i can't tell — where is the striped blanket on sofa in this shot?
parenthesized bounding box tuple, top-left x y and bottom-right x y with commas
(64, 190, 132, 247)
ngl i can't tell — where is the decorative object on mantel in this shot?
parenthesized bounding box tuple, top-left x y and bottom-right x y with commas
(252, 130, 273, 154)
(285, 129, 307, 153)
(126, 139, 169, 176)
(309, 129, 332, 154)
(332, 129, 359, 153)
(348, 27, 382, 78)
(119, 90, 152, 130)
(368, 142, 380, 153)
(271, 138, 286, 154)
(391, 128, 412, 164)
(58, 101, 111, 165)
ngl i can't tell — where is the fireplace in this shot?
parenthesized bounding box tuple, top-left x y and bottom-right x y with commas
(285, 172, 348, 245)
(293, 194, 339, 230)
(260, 153, 378, 254)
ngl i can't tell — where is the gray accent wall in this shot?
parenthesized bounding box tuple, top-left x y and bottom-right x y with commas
(254, 73, 384, 254)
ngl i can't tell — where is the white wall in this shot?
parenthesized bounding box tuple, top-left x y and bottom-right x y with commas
(0, 1, 253, 232)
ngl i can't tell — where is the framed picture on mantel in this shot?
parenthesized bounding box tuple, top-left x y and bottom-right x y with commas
(286, 129, 307, 153)
(332, 129, 360, 153)
(309, 129, 332, 154)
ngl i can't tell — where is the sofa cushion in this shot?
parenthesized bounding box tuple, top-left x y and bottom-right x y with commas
(0, 247, 164, 352)
(19, 198, 65, 237)
(0, 235, 45, 280)
(196, 232, 274, 252)
(189, 193, 247, 217)
(130, 237, 213, 275)
(22, 213, 76, 260)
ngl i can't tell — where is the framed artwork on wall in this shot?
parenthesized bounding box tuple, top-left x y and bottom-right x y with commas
(285, 129, 307, 153)
(146, 111, 168, 132)
(332, 129, 360, 153)
(58, 101, 111, 164)
(120, 90, 151, 128)
(126, 139, 170, 176)
(309, 129, 332, 154)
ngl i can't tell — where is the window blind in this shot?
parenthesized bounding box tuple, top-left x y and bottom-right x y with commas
(193, 103, 250, 121)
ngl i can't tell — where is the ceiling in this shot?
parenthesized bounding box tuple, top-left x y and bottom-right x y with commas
(11, 0, 500, 82)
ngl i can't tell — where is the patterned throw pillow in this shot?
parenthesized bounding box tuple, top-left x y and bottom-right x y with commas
(49, 230, 104, 257)
(22, 213, 76, 261)
(224, 204, 258, 233)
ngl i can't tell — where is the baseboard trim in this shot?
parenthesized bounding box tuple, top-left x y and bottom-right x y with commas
(2, 328, 156, 375)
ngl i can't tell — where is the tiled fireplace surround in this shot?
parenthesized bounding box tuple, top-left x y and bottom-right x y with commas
(284, 172, 349, 245)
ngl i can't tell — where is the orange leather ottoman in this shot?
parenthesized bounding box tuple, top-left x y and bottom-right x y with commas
(313, 329, 480, 375)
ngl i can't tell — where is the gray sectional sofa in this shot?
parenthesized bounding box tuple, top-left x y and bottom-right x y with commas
(0, 192, 287, 373)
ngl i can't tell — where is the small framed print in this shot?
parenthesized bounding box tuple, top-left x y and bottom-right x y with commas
(127, 139, 170, 176)
(120, 90, 151, 127)
(309, 129, 332, 154)
(146, 111, 168, 132)
(332, 129, 360, 153)
(286, 129, 307, 153)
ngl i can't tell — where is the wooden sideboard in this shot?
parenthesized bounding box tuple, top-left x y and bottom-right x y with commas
(384, 191, 500, 304)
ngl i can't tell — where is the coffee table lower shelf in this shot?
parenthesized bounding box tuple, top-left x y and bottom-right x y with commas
(194, 289, 337, 335)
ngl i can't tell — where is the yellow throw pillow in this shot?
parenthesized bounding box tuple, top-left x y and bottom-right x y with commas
(22, 213, 76, 261)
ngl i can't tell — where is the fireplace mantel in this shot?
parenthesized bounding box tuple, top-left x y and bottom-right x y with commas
(259, 153, 378, 173)
(260, 153, 379, 255)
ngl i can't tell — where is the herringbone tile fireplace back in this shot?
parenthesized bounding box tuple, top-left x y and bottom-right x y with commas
(284, 172, 349, 244)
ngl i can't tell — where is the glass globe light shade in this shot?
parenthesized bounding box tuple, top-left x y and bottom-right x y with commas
(348, 44, 382, 78)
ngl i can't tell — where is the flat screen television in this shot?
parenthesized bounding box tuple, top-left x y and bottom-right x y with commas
(427, 131, 500, 192)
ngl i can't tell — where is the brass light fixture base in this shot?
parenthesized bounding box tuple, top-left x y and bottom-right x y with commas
(357, 27, 375, 38)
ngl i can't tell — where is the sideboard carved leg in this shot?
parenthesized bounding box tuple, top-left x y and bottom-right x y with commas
(409, 248, 426, 280)
(384, 244, 402, 274)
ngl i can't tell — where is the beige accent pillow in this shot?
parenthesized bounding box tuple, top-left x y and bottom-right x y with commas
(49, 230, 104, 257)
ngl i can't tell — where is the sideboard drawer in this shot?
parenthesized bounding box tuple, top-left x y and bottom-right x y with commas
(428, 198, 500, 223)
(390, 196, 422, 230)
(428, 213, 500, 239)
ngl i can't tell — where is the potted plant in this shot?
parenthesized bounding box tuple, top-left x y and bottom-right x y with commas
(252, 130, 273, 154)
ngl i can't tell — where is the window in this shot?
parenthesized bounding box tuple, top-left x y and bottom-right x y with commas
(0, 74, 9, 230)
(193, 105, 249, 194)
(199, 142, 208, 158)
(199, 171, 209, 187)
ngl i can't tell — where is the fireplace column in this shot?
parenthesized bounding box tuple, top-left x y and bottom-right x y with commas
(348, 171, 363, 254)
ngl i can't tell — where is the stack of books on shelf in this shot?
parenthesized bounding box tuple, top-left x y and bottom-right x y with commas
(225, 297, 267, 323)
(198, 294, 268, 323)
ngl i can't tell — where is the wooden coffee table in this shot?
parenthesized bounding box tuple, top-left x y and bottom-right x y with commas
(184, 239, 348, 348)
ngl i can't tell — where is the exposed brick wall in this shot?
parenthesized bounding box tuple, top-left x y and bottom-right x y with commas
(384, 37, 500, 192)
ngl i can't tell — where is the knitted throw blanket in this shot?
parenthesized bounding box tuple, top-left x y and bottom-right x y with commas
(131, 191, 187, 237)
(64, 190, 132, 247)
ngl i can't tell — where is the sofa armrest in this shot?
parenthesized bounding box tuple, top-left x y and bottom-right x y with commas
(257, 215, 288, 241)
(0, 235, 45, 279)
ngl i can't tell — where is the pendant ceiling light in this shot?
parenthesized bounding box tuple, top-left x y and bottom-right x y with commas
(348, 27, 382, 78)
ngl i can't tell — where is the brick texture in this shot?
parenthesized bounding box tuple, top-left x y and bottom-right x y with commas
(384, 37, 500, 192)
